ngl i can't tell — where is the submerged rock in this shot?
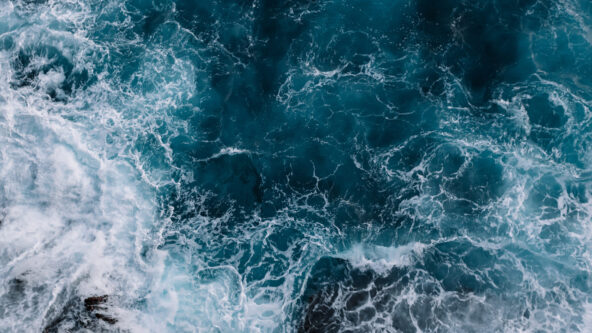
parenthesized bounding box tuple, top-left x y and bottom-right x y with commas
(83, 295, 109, 312)
(43, 295, 117, 332)
(84, 295, 117, 325)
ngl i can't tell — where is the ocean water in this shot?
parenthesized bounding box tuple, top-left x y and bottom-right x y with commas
(1, 0, 592, 331)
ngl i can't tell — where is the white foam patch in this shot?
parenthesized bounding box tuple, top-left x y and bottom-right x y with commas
(583, 302, 592, 331)
(0, 2, 159, 331)
(337, 242, 427, 274)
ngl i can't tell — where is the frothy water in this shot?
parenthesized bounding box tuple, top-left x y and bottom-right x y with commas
(1, 0, 592, 332)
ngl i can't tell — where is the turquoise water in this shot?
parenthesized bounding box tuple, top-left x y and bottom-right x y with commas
(1, 0, 592, 331)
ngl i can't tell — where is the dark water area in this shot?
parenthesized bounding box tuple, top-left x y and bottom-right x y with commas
(1, 0, 592, 331)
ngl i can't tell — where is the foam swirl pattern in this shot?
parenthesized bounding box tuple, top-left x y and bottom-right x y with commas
(1, 0, 592, 332)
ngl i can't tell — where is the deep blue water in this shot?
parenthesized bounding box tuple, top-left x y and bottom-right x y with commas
(1, 0, 592, 331)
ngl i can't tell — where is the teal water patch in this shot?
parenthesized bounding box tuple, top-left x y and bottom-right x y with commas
(1, 0, 592, 332)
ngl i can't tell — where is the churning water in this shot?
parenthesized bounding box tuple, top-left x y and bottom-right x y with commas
(1, 0, 592, 331)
